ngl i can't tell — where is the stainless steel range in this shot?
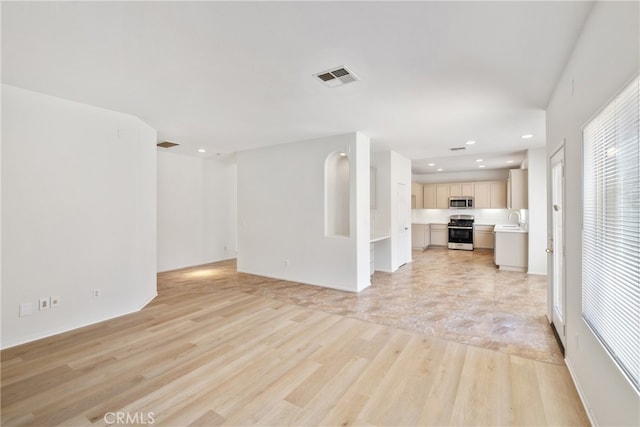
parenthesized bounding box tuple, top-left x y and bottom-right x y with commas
(448, 214, 474, 251)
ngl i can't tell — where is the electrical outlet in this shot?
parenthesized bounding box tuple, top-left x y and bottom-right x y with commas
(284, 259, 290, 267)
(39, 298, 50, 311)
(51, 296, 61, 307)
(92, 289, 102, 299)
(19, 302, 33, 317)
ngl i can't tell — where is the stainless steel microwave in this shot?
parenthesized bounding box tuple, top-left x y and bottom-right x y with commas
(449, 196, 474, 209)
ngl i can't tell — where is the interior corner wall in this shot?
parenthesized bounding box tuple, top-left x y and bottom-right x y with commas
(526, 148, 547, 275)
(1, 85, 157, 349)
(545, 2, 640, 425)
(237, 132, 370, 292)
(156, 152, 237, 272)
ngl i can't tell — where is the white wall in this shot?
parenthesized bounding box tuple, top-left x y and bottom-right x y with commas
(237, 132, 370, 292)
(157, 151, 237, 272)
(526, 148, 547, 275)
(546, 2, 640, 425)
(1, 85, 157, 349)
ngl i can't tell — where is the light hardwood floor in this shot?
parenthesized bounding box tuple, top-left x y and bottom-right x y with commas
(1, 257, 589, 426)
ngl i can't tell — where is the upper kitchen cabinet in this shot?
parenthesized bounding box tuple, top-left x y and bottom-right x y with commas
(508, 169, 528, 210)
(411, 182, 423, 209)
(422, 180, 507, 209)
(449, 183, 474, 197)
(423, 184, 436, 209)
(435, 184, 450, 209)
(423, 183, 451, 209)
(474, 181, 507, 209)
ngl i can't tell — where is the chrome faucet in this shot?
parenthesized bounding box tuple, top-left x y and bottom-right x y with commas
(508, 210, 521, 224)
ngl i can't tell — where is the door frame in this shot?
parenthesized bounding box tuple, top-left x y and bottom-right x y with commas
(396, 182, 411, 268)
(548, 145, 566, 350)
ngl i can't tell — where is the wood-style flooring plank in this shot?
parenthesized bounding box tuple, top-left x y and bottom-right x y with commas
(1, 259, 589, 427)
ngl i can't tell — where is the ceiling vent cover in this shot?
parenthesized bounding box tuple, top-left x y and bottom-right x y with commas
(313, 66, 359, 88)
(157, 141, 179, 148)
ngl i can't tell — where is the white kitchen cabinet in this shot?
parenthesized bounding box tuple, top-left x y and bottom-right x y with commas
(494, 231, 528, 271)
(450, 182, 474, 197)
(435, 184, 449, 209)
(430, 224, 448, 246)
(490, 181, 507, 208)
(474, 225, 495, 249)
(508, 169, 528, 210)
(421, 180, 505, 209)
(423, 185, 436, 209)
(475, 181, 507, 209)
(474, 182, 490, 208)
(411, 182, 424, 209)
(461, 183, 474, 197)
(412, 223, 430, 249)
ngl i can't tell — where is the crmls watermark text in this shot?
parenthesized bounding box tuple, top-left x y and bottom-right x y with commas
(104, 412, 156, 425)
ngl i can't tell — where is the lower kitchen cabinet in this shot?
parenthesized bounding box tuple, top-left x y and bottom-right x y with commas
(494, 231, 528, 271)
(412, 223, 431, 249)
(474, 225, 495, 249)
(430, 224, 448, 246)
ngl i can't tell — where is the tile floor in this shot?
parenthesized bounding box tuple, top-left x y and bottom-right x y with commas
(160, 247, 563, 365)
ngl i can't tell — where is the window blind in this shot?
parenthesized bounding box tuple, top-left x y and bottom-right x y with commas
(583, 75, 640, 392)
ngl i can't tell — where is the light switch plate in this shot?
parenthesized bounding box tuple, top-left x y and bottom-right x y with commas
(39, 297, 50, 311)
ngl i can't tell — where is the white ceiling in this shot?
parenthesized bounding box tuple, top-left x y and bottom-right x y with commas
(1, 1, 594, 173)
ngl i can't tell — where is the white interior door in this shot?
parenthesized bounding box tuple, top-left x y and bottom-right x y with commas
(549, 148, 566, 348)
(397, 182, 411, 267)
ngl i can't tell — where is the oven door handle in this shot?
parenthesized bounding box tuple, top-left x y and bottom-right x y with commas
(448, 226, 473, 230)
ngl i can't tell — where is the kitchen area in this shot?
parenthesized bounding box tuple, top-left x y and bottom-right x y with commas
(411, 168, 531, 272)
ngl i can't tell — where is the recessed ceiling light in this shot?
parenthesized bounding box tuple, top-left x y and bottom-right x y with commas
(478, 165, 486, 168)
(437, 168, 443, 172)
(428, 163, 435, 167)
(521, 134, 533, 139)
(476, 159, 483, 162)
(197, 148, 206, 153)
(506, 160, 514, 164)
(466, 140, 476, 145)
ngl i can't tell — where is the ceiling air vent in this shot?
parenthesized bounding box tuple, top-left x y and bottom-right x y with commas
(313, 66, 359, 88)
(450, 146, 466, 152)
(157, 141, 179, 148)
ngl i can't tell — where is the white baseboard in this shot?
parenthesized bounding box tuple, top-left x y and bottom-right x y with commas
(565, 356, 597, 427)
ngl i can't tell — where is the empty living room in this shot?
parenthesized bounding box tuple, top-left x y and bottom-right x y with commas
(2, 1, 639, 426)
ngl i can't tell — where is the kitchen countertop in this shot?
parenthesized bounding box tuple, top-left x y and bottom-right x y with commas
(494, 224, 528, 233)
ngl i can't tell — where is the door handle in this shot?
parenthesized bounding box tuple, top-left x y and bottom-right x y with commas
(545, 248, 553, 253)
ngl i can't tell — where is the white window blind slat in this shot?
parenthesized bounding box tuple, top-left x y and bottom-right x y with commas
(582, 75, 640, 392)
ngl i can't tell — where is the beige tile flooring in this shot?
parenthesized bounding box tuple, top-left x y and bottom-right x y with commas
(178, 247, 563, 365)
